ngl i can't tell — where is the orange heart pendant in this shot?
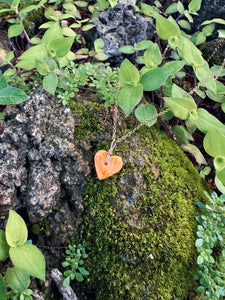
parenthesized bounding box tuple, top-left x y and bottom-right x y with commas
(94, 150, 123, 180)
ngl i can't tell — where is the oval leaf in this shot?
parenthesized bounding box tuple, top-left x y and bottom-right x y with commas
(195, 61, 217, 94)
(0, 230, 9, 261)
(6, 210, 28, 247)
(118, 45, 135, 54)
(135, 104, 157, 127)
(0, 87, 27, 105)
(43, 72, 58, 95)
(203, 127, 225, 157)
(119, 59, 140, 87)
(8, 24, 24, 38)
(178, 36, 204, 67)
(156, 14, 180, 40)
(191, 108, 225, 135)
(35, 59, 50, 76)
(9, 244, 46, 280)
(140, 67, 171, 91)
(117, 84, 143, 116)
(143, 43, 162, 67)
(163, 97, 197, 120)
(6, 267, 30, 291)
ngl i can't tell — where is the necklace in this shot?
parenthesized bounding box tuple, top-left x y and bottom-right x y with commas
(94, 103, 170, 180)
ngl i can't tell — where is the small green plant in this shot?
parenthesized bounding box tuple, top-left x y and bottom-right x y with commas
(0, 210, 46, 300)
(57, 61, 118, 106)
(62, 242, 89, 288)
(195, 192, 225, 299)
(0, 72, 27, 105)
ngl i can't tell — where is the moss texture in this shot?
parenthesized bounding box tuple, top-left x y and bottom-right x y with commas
(75, 125, 208, 300)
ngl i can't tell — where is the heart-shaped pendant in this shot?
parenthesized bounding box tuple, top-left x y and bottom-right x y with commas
(94, 150, 123, 180)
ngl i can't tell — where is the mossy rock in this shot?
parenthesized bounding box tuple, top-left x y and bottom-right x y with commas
(75, 124, 208, 300)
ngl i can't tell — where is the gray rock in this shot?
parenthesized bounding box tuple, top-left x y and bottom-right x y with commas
(86, 0, 155, 65)
(0, 86, 91, 223)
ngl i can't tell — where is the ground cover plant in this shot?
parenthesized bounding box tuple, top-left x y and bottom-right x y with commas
(0, 0, 225, 299)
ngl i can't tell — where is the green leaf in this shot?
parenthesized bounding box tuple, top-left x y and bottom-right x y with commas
(135, 40, 153, 51)
(178, 20, 191, 30)
(168, 36, 179, 50)
(0, 87, 27, 105)
(29, 37, 42, 45)
(218, 29, 225, 38)
(172, 125, 194, 144)
(62, 277, 70, 288)
(203, 127, 225, 157)
(140, 67, 171, 91)
(165, 3, 178, 14)
(75, 272, 83, 282)
(215, 175, 225, 194)
(195, 238, 204, 248)
(35, 60, 50, 75)
(41, 22, 63, 44)
(141, 3, 157, 17)
(195, 61, 217, 94)
(47, 37, 74, 58)
(163, 97, 197, 120)
(178, 36, 204, 67)
(16, 44, 48, 70)
(9, 244, 45, 280)
(78, 267, 89, 276)
(43, 57, 57, 71)
(194, 32, 206, 45)
(8, 24, 24, 38)
(118, 45, 135, 54)
(196, 286, 205, 293)
(143, 42, 162, 67)
(188, 0, 202, 13)
(191, 108, 225, 135)
(206, 81, 225, 102)
(0, 230, 9, 261)
(5, 210, 28, 247)
(171, 83, 193, 100)
(201, 18, 225, 26)
(62, 27, 76, 37)
(117, 84, 143, 116)
(163, 61, 185, 76)
(135, 104, 157, 127)
(0, 274, 7, 300)
(119, 59, 140, 87)
(82, 24, 95, 31)
(43, 72, 58, 95)
(214, 156, 225, 185)
(202, 23, 215, 37)
(156, 14, 180, 40)
(177, 1, 184, 14)
(197, 255, 203, 265)
(0, 73, 7, 90)
(6, 267, 30, 292)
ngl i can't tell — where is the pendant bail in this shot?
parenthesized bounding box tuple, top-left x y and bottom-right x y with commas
(105, 139, 116, 165)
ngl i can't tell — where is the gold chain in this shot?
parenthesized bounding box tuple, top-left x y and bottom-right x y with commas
(106, 49, 225, 159)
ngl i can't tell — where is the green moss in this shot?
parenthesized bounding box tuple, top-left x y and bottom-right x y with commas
(75, 126, 208, 300)
(69, 101, 102, 141)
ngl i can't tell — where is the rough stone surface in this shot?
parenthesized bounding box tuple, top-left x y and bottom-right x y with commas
(86, 0, 155, 65)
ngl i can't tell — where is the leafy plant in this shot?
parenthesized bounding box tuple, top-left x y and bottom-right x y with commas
(195, 192, 225, 299)
(62, 242, 89, 288)
(0, 210, 46, 299)
(0, 72, 27, 105)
